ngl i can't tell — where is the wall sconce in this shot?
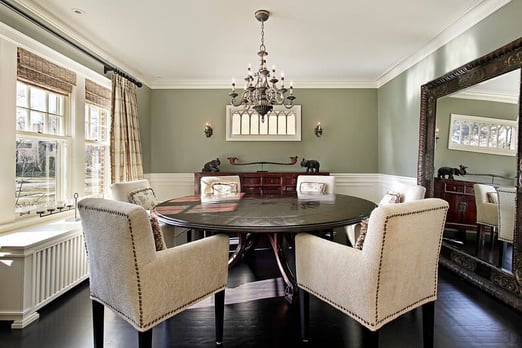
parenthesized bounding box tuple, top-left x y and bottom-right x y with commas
(315, 122, 323, 137)
(435, 128, 440, 143)
(204, 123, 213, 138)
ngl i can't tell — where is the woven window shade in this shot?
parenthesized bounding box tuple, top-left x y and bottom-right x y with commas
(86, 79, 111, 109)
(17, 47, 76, 94)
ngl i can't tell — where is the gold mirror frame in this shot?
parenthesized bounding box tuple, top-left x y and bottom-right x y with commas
(418, 37, 522, 310)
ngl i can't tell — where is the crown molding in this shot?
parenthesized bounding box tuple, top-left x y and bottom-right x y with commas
(148, 79, 379, 89)
(449, 90, 518, 104)
(376, 0, 511, 87)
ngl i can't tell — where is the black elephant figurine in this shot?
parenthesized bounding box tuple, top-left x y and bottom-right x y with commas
(300, 158, 320, 173)
(202, 158, 221, 172)
(437, 164, 467, 179)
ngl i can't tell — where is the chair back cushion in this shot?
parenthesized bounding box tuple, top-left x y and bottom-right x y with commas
(498, 186, 516, 243)
(78, 198, 156, 319)
(200, 176, 241, 195)
(111, 179, 152, 202)
(473, 184, 499, 226)
(296, 175, 336, 194)
(389, 182, 426, 203)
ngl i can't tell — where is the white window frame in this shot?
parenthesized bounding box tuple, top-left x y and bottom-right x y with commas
(84, 103, 111, 197)
(448, 113, 517, 156)
(0, 28, 111, 228)
(226, 105, 301, 141)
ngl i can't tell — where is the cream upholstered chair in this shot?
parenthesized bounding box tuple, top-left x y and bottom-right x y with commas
(296, 175, 336, 239)
(78, 198, 229, 348)
(296, 175, 336, 197)
(473, 184, 499, 247)
(296, 198, 448, 347)
(110, 179, 185, 247)
(498, 186, 516, 244)
(200, 175, 241, 202)
(200, 176, 244, 266)
(345, 182, 426, 246)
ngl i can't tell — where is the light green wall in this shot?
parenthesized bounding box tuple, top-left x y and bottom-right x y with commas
(435, 97, 517, 180)
(378, 0, 522, 177)
(149, 88, 378, 173)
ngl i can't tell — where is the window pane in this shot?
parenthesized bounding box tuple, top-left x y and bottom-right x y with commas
(85, 144, 107, 196)
(16, 138, 58, 210)
(16, 82, 28, 107)
(30, 111, 45, 133)
(16, 108, 27, 131)
(30, 88, 46, 112)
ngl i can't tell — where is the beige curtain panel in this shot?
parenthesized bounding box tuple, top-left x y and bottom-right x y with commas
(110, 74, 144, 183)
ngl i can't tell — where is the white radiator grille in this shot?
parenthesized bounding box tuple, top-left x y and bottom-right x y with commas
(31, 233, 88, 308)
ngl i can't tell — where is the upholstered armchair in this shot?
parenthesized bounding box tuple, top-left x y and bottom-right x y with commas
(296, 175, 336, 197)
(200, 175, 244, 266)
(296, 198, 449, 347)
(200, 175, 241, 202)
(345, 182, 426, 246)
(498, 186, 516, 244)
(473, 184, 499, 247)
(110, 179, 186, 247)
(78, 198, 229, 348)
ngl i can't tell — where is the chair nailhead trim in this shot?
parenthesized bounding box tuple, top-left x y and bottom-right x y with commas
(80, 203, 227, 330)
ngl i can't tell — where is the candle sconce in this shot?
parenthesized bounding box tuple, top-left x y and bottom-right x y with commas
(22, 193, 80, 218)
(315, 122, 323, 137)
(204, 123, 213, 138)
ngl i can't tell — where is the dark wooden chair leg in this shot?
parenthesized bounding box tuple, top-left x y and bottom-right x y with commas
(422, 301, 435, 348)
(138, 329, 152, 348)
(215, 289, 225, 345)
(361, 326, 378, 348)
(299, 288, 310, 343)
(92, 300, 104, 348)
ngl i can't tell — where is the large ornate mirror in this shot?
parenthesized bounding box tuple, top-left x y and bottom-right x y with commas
(418, 37, 522, 310)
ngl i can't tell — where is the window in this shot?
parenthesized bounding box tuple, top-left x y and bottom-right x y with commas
(84, 104, 110, 196)
(11, 48, 111, 220)
(15, 82, 69, 214)
(226, 105, 301, 141)
(448, 113, 517, 156)
(84, 79, 111, 197)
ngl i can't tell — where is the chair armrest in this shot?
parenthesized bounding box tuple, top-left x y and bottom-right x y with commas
(477, 202, 498, 226)
(295, 233, 377, 319)
(140, 234, 229, 320)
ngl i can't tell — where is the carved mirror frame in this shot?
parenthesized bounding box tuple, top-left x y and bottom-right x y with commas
(418, 37, 522, 310)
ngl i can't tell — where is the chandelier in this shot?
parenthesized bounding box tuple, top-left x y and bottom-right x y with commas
(228, 9, 296, 122)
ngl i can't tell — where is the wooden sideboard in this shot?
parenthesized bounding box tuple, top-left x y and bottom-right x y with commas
(434, 178, 478, 231)
(194, 172, 330, 195)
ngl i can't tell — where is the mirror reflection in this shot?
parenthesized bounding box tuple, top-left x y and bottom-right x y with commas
(434, 69, 520, 274)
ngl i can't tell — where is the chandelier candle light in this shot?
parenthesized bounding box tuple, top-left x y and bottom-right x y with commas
(229, 9, 296, 122)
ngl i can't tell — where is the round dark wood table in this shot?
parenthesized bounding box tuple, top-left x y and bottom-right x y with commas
(154, 193, 376, 302)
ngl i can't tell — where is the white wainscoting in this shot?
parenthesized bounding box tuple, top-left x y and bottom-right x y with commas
(146, 172, 418, 203)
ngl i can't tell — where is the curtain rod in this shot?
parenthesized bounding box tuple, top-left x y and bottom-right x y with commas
(0, 0, 143, 88)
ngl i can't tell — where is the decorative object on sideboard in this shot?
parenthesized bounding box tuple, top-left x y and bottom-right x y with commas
(204, 123, 213, 138)
(202, 158, 221, 172)
(315, 122, 323, 137)
(227, 156, 298, 172)
(228, 9, 296, 122)
(300, 158, 320, 173)
(437, 165, 467, 179)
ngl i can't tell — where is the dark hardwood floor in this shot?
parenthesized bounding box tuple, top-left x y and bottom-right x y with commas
(1, 239, 521, 348)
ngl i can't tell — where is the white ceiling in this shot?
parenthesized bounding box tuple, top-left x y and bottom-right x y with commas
(12, 0, 509, 89)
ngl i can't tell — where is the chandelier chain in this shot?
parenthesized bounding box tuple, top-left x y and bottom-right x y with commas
(260, 20, 266, 52)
